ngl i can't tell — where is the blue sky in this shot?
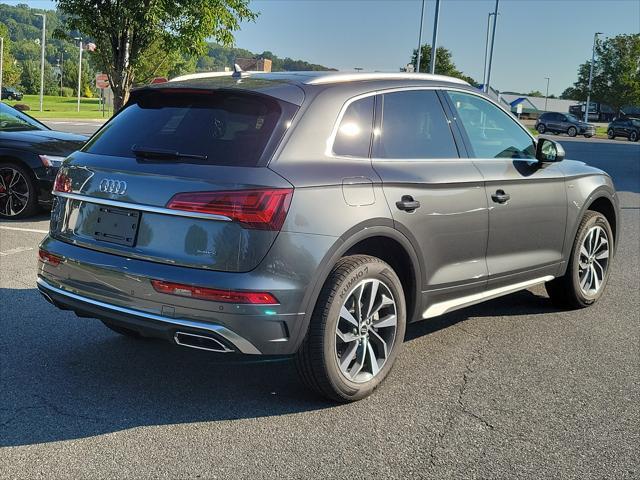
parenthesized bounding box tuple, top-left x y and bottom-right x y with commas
(4, 0, 639, 95)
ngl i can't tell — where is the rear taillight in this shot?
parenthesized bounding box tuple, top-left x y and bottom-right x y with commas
(151, 280, 279, 305)
(53, 172, 72, 193)
(166, 188, 293, 230)
(38, 248, 61, 266)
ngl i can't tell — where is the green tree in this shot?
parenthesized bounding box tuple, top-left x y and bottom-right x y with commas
(0, 23, 22, 87)
(526, 90, 544, 97)
(410, 44, 477, 86)
(570, 34, 640, 113)
(55, 0, 257, 110)
(19, 60, 58, 95)
(560, 87, 579, 100)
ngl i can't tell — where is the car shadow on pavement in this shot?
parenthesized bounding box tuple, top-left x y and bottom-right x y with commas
(1, 286, 555, 447)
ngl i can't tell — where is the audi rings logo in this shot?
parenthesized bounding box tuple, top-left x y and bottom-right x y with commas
(99, 178, 127, 195)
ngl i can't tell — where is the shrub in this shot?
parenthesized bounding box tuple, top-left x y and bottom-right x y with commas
(13, 103, 30, 111)
(61, 87, 75, 97)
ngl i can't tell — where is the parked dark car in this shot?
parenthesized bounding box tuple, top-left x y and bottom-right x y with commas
(607, 117, 640, 141)
(536, 111, 596, 137)
(1, 87, 24, 101)
(0, 102, 86, 218)
(37, 72, 618, 401)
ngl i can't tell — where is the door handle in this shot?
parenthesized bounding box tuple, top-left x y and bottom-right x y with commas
(396, 195, 421, 212)
(491, 189, 511, 204)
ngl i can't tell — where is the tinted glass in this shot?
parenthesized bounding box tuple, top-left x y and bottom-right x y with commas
(84, 90, 286, 166)
(376, 90, 458, 159)
(333, 96, 374, 157)
(446, 91, 535, 160)
(0, 103, 45, 132)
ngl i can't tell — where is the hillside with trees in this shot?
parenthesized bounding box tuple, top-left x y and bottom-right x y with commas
(0, 2, 334, 102)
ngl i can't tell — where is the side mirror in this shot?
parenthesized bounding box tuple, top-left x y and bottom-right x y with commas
(536, 138, 565, 163)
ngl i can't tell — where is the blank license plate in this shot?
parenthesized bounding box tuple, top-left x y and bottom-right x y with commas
(93, 206, 140, 246)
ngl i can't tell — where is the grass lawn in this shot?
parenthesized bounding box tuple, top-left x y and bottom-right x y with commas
(3, 94, 111, 120)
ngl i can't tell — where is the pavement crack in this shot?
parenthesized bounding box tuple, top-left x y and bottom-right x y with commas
(428, 329, 495, 468)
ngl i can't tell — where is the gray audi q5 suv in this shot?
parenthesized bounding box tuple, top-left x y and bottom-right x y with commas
(38, 71, 619, 401)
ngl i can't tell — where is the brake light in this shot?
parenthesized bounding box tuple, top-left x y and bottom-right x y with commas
(38, 248, 61, 266)
(166, 188, 293, 230)
(151, 280, 279, 305)
(53, 172, 72, 193)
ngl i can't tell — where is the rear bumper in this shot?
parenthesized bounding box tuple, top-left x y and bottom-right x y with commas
(37, 230, 337, 355)
(37, 276, 262, 354)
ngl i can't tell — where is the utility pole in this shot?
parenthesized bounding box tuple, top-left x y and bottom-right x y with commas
(35, 13, 46, 112)
(75, 37, 82, 112)
(59, 52, 64, 96)
(485, 0, 500, 94)
(544, 77, 550, 111)
(585, 32, 602, 123)
(416, 0, 426, 73)
(428, 0, 441, 74)
(0, 37, 4, 99)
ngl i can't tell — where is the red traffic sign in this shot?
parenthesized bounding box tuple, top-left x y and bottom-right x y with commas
(150, 77, 168, 84)
(95, 73, 109, 89)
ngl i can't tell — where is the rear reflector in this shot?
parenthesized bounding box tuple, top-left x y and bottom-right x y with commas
(38, 248, 61, 266)
(53, 172, 72, 193)
(151, 280, 279, 305)
(166, 188, 293, 230)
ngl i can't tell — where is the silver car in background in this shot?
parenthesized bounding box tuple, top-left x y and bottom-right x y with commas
(37, 72, 619, 401)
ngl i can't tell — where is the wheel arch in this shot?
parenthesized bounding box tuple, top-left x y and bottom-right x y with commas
(292, 222, 424, 352)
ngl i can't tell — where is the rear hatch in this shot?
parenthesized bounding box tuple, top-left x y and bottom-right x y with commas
(49, 87, 297, 272)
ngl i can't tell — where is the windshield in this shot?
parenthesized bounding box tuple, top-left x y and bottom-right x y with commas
(84, 89, 293, 167)
(0, 103, 47, 132)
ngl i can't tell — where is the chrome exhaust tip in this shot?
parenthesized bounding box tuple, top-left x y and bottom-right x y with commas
(39, 290, 55, 305)
(174, 331, 233, 353)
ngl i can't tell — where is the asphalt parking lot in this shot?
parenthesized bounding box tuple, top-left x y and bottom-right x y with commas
(0, 138, 638, 479)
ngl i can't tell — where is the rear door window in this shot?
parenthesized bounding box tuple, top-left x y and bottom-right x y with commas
(83, 90, 293, 166)
(374, 90, 459, 159)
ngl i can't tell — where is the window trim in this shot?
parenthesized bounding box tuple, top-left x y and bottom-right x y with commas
(441, 88, 537, 161)
(327, 85, 533, 162)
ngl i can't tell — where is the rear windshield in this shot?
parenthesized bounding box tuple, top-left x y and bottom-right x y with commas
(83, 90, 289, 166)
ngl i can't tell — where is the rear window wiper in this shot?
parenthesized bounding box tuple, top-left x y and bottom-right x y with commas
(131, 145, 208, 161)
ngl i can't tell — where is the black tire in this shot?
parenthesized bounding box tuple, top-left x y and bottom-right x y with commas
(101, 320, 141, 338)
(607, 129, 615, 139)
(536, 123, 546, 134)
(629, 130, 638, 142)
(584, 134, 593, 138)
(545, 211, 614, 309)
(295, 255, 406, 402)
(0, 162, 39, 219)
(567, 126, 577, 137)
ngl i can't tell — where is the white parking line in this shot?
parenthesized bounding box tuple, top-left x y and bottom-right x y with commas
(0, 226, 49, 234)
(0, 246, 34, 256)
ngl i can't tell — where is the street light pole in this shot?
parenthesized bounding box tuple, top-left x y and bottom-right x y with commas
(416, 0, 425, 73)
(544, 77, 550, 111)
(585, 32, 602, 123)
(482, 13, 496, 87)
(35, 13, 46, 112)
(428, 0, 441, 74)
(0, 37, 4, 99)
(75, 37, 82, 113)
(485, 0, 500, 94)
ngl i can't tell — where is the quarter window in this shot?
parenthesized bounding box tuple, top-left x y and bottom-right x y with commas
(376, 90, 458, 159)
(446, 91, 535, 159)
(333, 96, 374, 157)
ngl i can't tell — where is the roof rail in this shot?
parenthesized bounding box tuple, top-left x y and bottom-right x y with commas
(304, 72, 470, 86)
(169, 71, 233, 82)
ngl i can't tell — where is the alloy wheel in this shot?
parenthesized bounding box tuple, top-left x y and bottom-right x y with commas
(578, 225, 609, 296)
(335, 278, 398, 383)
(0, 167, 30, 217)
